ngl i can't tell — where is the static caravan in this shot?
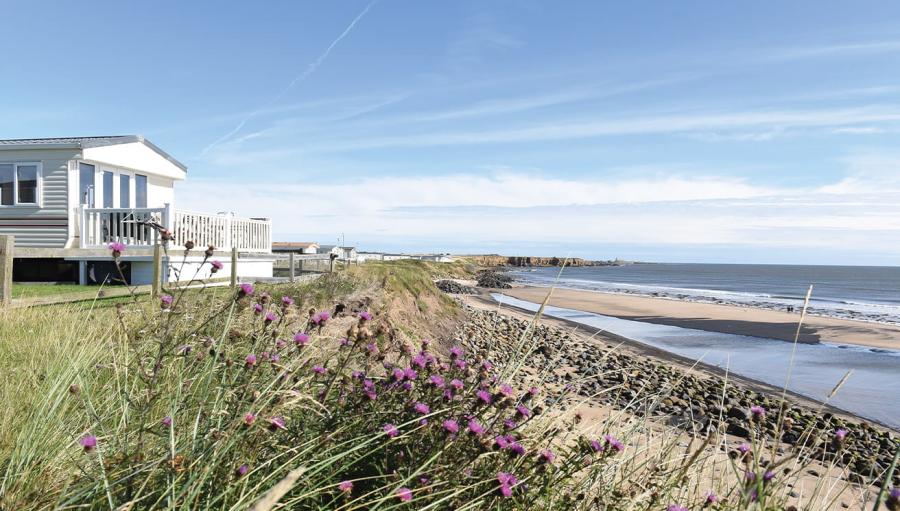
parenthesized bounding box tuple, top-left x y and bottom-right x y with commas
(0, 136, 274, 285)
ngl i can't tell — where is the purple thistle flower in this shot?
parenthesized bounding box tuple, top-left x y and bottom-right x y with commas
(338, 480, 353, 493)
(449, 378, 464, 391)
(453, 358, 466, 370)
(293, 332, 310, 346)
(383, 423, 399, 437)
(515, 405, 531, 418)
(108, 241, 126, 256)
(268, 416, 286, 430)
(245, 354, 257, 367)
(264, 311, 278, 323)
(339, 337, 352, 347)
(395, 487, 413, 502)
(413, 402, 430, 415)
(539, 449, 556, 463)
(392, 368, 406, 381)
(750, 405, 766, 418)
(763, 470, 775, 483)
(589, 439, 604, 453)
(499, 383, 514, 398)
(253, 303, 264, 314)
(737, 442, 751, 454)
(210, 260, 224, 271)
(358, 311, 372, 321)
(244, 413, 256, 426)
(705, 491, 719, 504)
(401, 381, 413, 392)
(403, 367, 418, 380)
(79, 435, 97, 452)
(499, 484, 513, 498)
(238, 283, 254, 297)
(275, 339, 286, 349)
(604, 434, 624, 453)
(236, 463, 249, 477)
(507, 441, 526, 456)
(429, 374, 446, 388)
(312, 365, 327, 375)
(281, 296, 294, 306)
(503, 418, 518, 430)
(411, 353, 428, 369)
(497, 472, 517, 496)
(835, 428, 849, 442)
(443, 419, 460, 435)
(160, 294, 174, 307)
(449, 346, 464, 359)
(476, 389, 493, 405)
(366, 343, 379, 355)
(495, 435, 511, 449)
(667, 506, 689, 511)
(161, 416, 172, 427)
(270, 353, 280, 363)
(467, 419, 485, 436)
(481, 360, 494, 371)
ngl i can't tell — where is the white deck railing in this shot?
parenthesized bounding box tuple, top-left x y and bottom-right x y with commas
(79, 206, 272, 253)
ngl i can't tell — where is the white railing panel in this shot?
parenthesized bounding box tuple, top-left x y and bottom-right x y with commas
(80, 207, 166, 248)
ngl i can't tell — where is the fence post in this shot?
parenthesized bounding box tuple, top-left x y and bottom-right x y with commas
(288, 252, 295, 283)
(230, 247, 238, 287)
(151, 243, 162, 297)
(0, 235, 12, 305)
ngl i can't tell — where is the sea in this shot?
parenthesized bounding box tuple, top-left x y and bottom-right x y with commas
(498, 263, 900, 428)
(509, 263, 900, 325)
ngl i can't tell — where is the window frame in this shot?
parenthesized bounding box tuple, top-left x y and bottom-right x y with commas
(0, 161, 42, 207)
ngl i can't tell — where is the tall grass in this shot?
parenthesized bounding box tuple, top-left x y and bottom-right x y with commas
(0, 257, 895, 510)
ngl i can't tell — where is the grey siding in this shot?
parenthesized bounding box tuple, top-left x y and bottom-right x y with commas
(0, 148, 76, 247)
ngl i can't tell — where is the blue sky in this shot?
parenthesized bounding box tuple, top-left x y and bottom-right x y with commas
(3, 1, 900, 264)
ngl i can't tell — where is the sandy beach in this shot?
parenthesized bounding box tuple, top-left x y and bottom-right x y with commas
(499, 286, 900, 350)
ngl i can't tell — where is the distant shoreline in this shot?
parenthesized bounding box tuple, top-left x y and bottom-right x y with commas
(496, 284, 900, 351)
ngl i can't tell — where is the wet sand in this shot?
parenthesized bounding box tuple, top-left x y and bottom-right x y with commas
(501, 286, 900, 350)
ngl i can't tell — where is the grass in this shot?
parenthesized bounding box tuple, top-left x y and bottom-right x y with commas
(11, 283, 103, 299)
(0, 257, 895, 510)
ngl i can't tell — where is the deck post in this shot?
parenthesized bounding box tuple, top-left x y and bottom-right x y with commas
(0, 235, 12, 305)
(230, 247, 238, 287)
(288, 252, 295, 283)
(151, 243, 162, 297)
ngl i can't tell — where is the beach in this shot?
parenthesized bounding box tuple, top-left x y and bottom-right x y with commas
(501, 285, 900, 350)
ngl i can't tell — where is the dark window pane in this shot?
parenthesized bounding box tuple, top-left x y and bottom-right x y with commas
(103, 171, 114, 208)
(17, 165, 38, 204)
(120, 174, 130, 208)
(0, 164, 12, 206)
(79, 163, 95, 207)
(135, 174, 147, 208)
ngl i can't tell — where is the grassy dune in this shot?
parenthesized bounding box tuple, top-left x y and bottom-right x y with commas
(0, 260, 896, 510)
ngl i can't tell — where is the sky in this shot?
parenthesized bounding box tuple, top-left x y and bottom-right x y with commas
(3, 1, 900, 265)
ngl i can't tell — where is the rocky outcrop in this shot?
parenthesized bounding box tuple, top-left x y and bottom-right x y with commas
(435, 280, 478, 294)
(475, 270, 513, 289)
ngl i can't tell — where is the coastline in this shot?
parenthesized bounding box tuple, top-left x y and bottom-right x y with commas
(499, 284, 900, 350)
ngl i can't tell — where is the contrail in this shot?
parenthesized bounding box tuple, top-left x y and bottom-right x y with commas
(201, 0, 379, 155)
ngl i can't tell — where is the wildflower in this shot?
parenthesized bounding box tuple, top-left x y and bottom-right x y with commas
(507, 441, 526, 456)
(244, 413, 256, 426)
(429, 374, 446, 388)
(539, 449, 556, 464)
(108, 241, 126, 257)
(453, 358, 467, 370)
(268, 416, 286, 430)
(503, 418, 518, 430)
(275, 339, 286, 349)
(270, 353, 280, 363)
(604, 434, 624, 453)
(245, 354, 257, 367)
(737, 442, 751, 455)
(834, 428, 849, 443)
(411, 353, 428, 369)
(253, 303, 264, 314)
(886, 488, 899, 511)
(236, 463, 249, 477)
(358, 311, 372, 321)
(401, 381, 413, 392)
(449, 378, 464, 391)
(763, 470, 775, 483)
(403, 367, 418, 380)
(238, 283, 254, 298)
(467, 418, 485, 435)
(750, 405, 766, 419)
(476, 389, 493, 405)
(449, 346, 464, 358)
(443, 419, 460, 435)
(210, 260, 224, 273)
(589, 439, 604, 453)
(312, 365, 327, 375)
(184, 240, 195, 250)
(396, 487, 413, 502)
(265, 311, 278, 323)
(499, 383, 514, 398)
(161, 416, 172, 427)
(705, 491, 719, 505)
(79, 435, 97, 452)
(205, 245, 215, 257)
(495, 435, 511, 449)
(413, 402, 430, 415)
(667, 506, 689, 511)
(515, 405, 531, 418)
(496, 472, 517, 497)
(160, 294, 173, 308)
(481, 360, 493, 371)
(383, 423, 399, 437)
(293, 332, 310, 346)
(338, 480, 353, 493)
(281, 296, 294, 306)
(392, 368, 406, 381)
(527, 386, 539, 397)
(366, 343, 379, 356)
(311, 311, 330, 326)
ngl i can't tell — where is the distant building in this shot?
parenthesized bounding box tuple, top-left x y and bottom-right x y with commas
(318, 245, 357, 261)
(412, 254, 454, 263)
(382, 253, 411, 261)
(356, 251, 384, 262)
(272, 241, 319, 254)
